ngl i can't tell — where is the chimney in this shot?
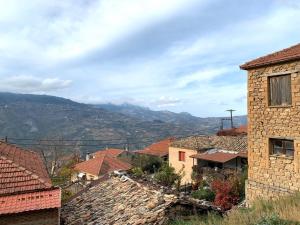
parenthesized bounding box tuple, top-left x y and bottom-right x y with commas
(86, 152, 90, 161)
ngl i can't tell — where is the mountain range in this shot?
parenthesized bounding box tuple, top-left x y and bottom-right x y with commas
(0, 92, 246, 153)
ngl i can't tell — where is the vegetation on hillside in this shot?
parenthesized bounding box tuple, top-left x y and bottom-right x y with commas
(169, 192, 300, 225)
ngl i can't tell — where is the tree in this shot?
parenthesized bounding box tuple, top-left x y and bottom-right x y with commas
(154, 163, 180, 187)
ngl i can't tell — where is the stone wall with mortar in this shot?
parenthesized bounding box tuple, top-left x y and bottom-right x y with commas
(246, 60, 300, 204)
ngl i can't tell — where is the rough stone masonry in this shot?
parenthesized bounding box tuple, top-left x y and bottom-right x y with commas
(241, 44, 300, 204)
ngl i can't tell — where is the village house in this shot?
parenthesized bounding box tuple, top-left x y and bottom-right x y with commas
(169, 136, 247, 184)
(72, 148, 132, 182)
(0, 141, 61, 225)
(240, 43, 300, 204)
(135, 138, 175, 161)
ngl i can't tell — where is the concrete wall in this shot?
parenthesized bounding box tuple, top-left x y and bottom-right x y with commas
(0, 208, 59, 225)
(246, 60, 300, 204)
(169, 147, 197, 184)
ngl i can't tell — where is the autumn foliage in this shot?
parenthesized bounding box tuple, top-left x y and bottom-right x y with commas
(211, 179, 240, 210)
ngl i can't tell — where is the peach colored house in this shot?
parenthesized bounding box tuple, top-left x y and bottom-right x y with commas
(169, 136, 247, 184)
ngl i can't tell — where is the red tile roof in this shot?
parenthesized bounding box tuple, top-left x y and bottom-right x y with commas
(0, 188, 61, 215)
(137, 138, 175, 157)
(190, 152, 245, 163)
(74, 154, 132, 176)
(0, 141, 52, 196)
(240, 43, 300, 70)
(0, 141, 60, 215)
(93, 149, 124, 158)
(217, 125, 247, 136)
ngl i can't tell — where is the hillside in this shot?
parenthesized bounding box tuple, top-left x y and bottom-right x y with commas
(0, 93, 246, 153)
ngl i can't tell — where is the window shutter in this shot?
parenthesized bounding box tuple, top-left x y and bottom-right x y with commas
(281, 75, 292, 105)
(269, 75, 291, 106)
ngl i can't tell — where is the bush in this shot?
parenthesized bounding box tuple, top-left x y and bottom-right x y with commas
(191, 187, 215, 201)
(131, 167, 144, 178)
(211, 179, 239, 210)
(130, 154, 163, 173)
(154, 163, 180, 187)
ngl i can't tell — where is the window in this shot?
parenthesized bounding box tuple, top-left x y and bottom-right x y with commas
(179, 151, 185, 161)
(270, 138, 294, 157)
(268, 74, 292, 106)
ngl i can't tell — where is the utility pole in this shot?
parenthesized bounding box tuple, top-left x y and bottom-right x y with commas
(226, 109, 236, 128)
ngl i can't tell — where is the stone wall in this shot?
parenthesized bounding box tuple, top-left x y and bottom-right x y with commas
(247, 60, 300, 204)
(0, 208, 59, 225)
(169, 147, 197, 184)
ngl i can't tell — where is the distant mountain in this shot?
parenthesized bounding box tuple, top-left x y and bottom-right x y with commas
(96, 103, 247, 131)
(0, 93, 246, 154)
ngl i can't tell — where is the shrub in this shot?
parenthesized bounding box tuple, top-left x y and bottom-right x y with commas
(154, 163, 180, 187)
(131, 154, 163, 173)
(211, 180, 239, 210)
(131, 167, 144, 178)
(191, 187, 215, 201)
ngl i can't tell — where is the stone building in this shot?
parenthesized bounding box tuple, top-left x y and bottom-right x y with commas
(169, 136, 247, 183)
(0, 141, 61, 225)
(240, 43, 300, 204)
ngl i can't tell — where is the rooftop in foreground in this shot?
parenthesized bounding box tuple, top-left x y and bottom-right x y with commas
(62, 176, 177, 225)
(0, 141, 61, 215)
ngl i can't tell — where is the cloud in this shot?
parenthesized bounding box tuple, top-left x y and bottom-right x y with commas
(0, 1, 299, 116)
(152, 96, 182, 108)
(0, 76, 72, 93)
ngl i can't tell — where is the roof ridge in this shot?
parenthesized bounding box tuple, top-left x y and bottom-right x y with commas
(240, 43, 300, 69)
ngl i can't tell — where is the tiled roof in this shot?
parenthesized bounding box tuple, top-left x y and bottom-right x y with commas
(240, 43, 300, 70)
(0, 188, 61, 215)
(171, 135, 247, 152)
(216, 125, 247, 136)
(0, 141, 52, 196)
(190, 152, 243, 163)
(93, 148, 124, 158)
(62, 176, 177, 225)
(137, 138, 175, 157)
(74, 154, 132, 176)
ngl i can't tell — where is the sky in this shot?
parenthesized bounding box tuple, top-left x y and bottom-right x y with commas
(0, 0, 300, 117)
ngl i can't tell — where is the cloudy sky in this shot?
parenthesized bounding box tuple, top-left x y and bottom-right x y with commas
(0, 0, 299, 117)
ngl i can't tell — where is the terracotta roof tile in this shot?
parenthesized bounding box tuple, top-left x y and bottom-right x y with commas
(93, 148, 124, 158)
(0, 142, 52, 196)
(137, 138, 175, 157)
(240, 43, 300, 70)
(74, 154, 132, 176)
(0, 188, 61, 215)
